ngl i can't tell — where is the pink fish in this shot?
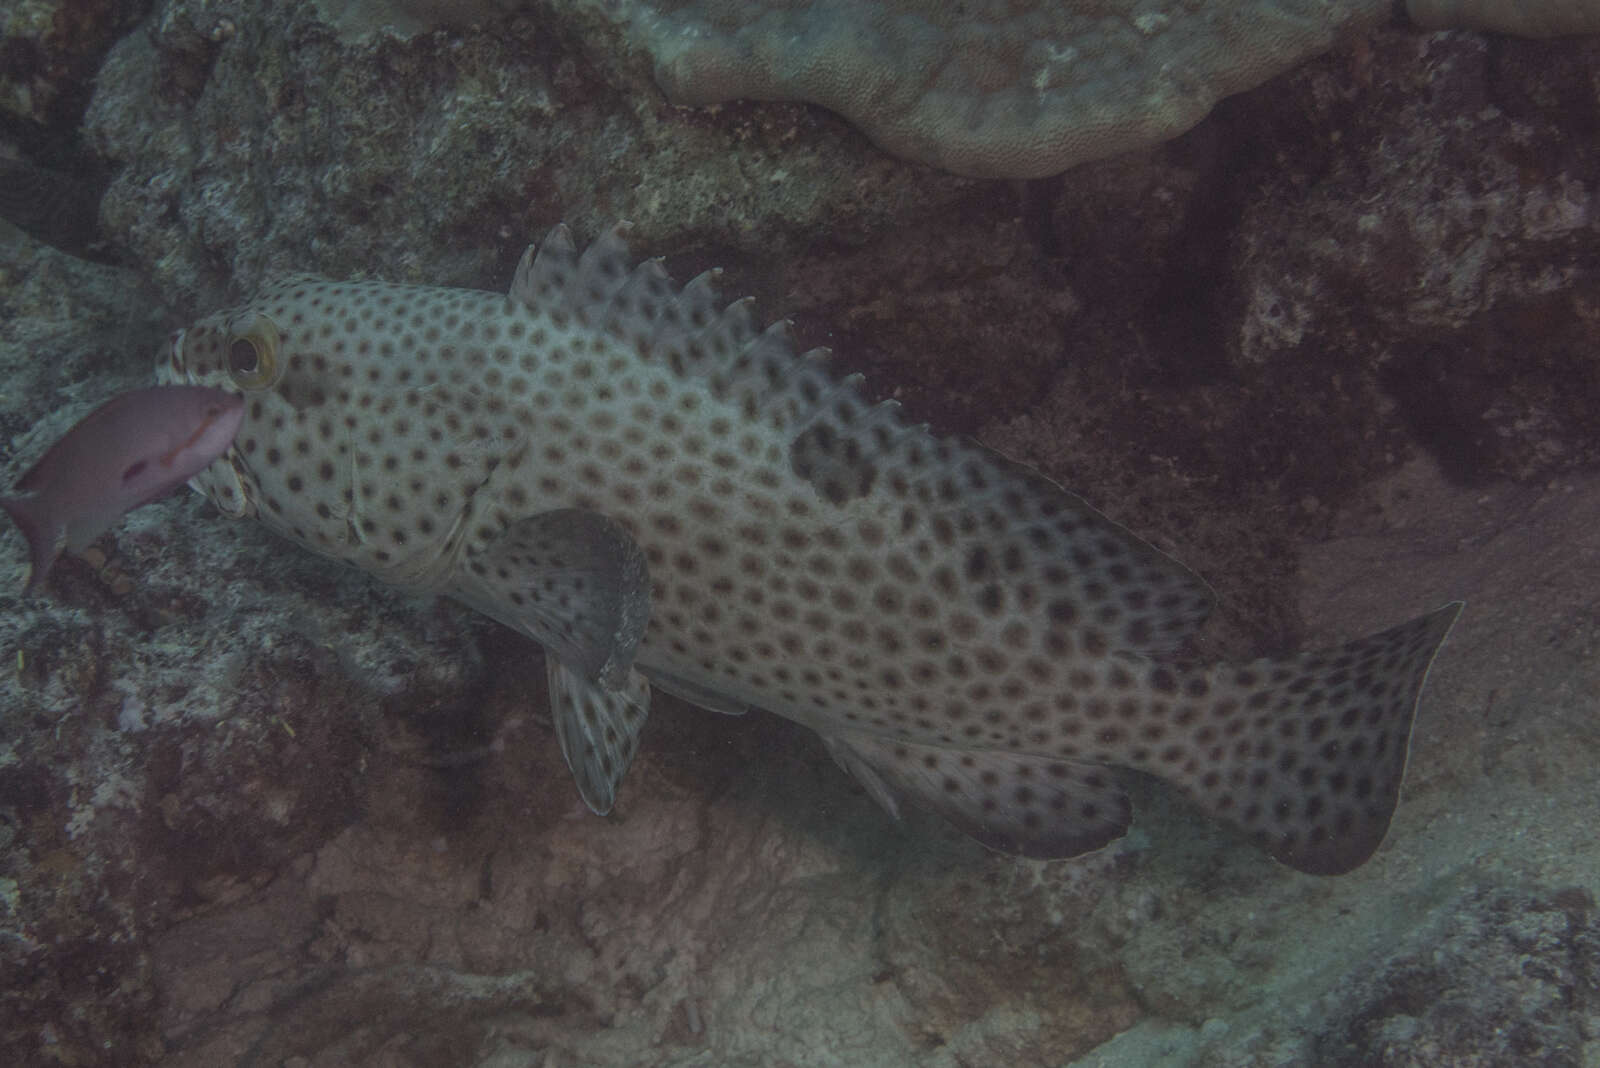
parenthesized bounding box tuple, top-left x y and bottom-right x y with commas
(0, 385, 244, 594)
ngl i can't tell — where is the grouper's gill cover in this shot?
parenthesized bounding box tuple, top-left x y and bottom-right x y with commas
(162, 223, 1461, 875)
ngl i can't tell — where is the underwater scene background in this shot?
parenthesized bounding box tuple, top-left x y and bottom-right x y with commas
(0, 2, 1597, 1064)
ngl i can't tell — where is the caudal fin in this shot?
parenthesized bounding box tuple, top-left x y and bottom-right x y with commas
(0, 495, 62, 595)
(1169, 604, 1462, 875)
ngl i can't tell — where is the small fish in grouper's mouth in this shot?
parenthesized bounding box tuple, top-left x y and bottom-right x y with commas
(1, 385, 245, 594)
(160, 223, 1461, 875)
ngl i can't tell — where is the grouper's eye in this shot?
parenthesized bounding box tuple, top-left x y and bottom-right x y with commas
(226, 314, 282, 390)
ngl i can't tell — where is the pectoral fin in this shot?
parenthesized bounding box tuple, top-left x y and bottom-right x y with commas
(454, 509, 651, 689)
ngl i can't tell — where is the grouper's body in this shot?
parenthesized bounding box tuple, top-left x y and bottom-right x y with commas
(162, 224, 1459, 874)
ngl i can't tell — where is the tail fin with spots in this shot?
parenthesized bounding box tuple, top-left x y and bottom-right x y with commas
(1167, 603, 1463, 874)
(821, 605, 1461, 874)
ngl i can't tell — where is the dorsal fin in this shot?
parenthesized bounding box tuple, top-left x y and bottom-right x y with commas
(511, 224, 905, 442)
(510, 224, 1215, 652)
(509, 224, 578, 310)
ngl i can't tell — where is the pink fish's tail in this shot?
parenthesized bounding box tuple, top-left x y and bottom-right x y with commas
(0, 495, 60, 595)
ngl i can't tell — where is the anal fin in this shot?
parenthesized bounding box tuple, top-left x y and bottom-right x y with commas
(823, 730, 1133, 860)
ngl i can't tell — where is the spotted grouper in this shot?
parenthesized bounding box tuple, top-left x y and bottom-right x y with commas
(160, 224, 1460, 874)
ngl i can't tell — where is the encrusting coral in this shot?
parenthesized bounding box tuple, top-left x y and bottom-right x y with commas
(1406, 0, 1600, 36)
(298, 1, 1600, 178)
(609, 0, 1393, 178)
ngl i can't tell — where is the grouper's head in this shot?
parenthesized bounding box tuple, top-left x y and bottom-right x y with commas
(157, 276, 346, 536)
(159, 273, 522, 582)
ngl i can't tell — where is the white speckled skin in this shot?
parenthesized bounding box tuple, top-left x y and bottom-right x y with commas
(161, 224, 1460, 873)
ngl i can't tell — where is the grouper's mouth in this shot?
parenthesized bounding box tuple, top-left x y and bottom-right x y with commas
(161, 329, 187, 381)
